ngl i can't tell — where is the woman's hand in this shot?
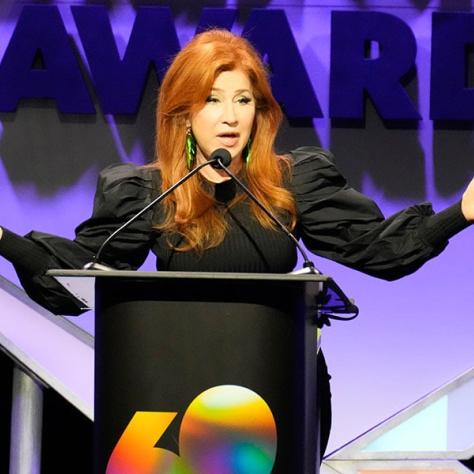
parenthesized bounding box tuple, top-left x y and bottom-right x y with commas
(461, 177, 474, 222)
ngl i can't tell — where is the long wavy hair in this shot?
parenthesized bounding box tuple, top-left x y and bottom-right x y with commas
(154, 29, 296, 251)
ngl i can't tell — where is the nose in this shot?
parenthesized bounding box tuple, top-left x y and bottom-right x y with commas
(221, 101, 238, 126)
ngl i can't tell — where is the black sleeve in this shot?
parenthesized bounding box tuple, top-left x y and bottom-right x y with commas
(0, 163, 158, 314)
(290, 147, 471, 280)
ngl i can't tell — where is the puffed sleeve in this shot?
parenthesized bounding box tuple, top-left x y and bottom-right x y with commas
(0, 163, 158, 314)
(290, 147, 471, 280)
(73, 163, 157, 269)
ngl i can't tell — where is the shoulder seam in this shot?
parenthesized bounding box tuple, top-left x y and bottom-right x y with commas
(289, 147, 336, 165)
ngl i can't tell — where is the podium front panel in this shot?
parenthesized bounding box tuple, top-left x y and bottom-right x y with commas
(94, 274, 322, 474)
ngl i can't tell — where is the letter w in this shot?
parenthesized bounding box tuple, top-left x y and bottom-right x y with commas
(72, 6, 180, 114)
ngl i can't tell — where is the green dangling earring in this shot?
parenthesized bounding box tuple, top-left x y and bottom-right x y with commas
(243, 138, 252, 167)
(185, 127, 197, 170)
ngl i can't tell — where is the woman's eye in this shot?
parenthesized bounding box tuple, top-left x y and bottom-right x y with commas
(237, 97, 252, 104)
(206, 96, 219, 103)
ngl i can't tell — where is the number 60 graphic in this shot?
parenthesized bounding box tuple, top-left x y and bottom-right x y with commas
(106, 385, 278, 474)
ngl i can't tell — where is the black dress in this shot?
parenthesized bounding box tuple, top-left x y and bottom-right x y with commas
(0, 146, 469, 457)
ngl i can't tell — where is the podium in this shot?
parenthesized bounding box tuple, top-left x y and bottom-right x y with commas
(49, 270, 356, 474)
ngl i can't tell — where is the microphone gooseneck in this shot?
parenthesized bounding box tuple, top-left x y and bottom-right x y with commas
(84, 148, 319, 274)
(83, 147, 356, 321)
(216, 149, 359, 320)
(213, 149, 320, 274)
(83, 155, 224, 270)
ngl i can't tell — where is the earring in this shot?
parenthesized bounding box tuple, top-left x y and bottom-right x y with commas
(243, 138, 252, 166)
(185, 127, 196, 170)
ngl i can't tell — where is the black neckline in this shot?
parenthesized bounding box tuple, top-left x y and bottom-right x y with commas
(214, 179, 237, 203)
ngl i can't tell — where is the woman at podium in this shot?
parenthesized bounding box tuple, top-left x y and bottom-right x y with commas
(0, 29, 473, 459)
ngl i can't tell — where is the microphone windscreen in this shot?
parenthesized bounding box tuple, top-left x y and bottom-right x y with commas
(210, 148, 232, 168)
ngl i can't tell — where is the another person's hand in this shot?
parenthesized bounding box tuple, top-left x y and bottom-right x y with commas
(461, 177, 474, 222)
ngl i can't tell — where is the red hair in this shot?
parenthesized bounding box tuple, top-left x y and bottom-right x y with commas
(154, 29, 296, 251)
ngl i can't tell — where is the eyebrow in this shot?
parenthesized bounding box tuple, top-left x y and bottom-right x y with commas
(211, 88, 253, 94)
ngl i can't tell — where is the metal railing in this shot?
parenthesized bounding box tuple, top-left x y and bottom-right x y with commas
(0, 275, 93, 473)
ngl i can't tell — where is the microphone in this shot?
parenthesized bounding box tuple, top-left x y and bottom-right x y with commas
(212, 149, 320, 274)
(83, 153, 229, 270)
(209, 148, 232, 168)
(215, 149, 359, 322)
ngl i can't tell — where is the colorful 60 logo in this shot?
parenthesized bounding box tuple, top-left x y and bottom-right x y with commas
(106, 385, 278, 474)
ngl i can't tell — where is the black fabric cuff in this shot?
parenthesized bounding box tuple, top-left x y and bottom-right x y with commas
(421, 201, 472, 247)
(0, 227, 52, 274)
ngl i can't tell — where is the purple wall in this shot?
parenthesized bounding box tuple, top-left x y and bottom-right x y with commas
(0, 1, 473, 454)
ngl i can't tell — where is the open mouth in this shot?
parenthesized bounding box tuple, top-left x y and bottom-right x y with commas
(217, 133, 240, 138)
(217, 133, 240, 146)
